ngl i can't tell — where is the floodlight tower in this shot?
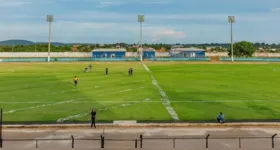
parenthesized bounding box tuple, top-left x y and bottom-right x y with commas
(47, 15, 54, 62)
(138, 15, 144, 62)
(228, 16, 235, 62)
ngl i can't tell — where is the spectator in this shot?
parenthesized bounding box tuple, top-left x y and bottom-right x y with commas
(217, 112, 225, 123)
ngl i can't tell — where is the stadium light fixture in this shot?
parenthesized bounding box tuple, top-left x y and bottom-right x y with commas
(47, 15, 54, 62)
(138, 15, 144, 62)
(228, 16, 235, 62)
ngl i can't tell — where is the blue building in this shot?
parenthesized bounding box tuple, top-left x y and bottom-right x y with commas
(142, 48, 156, 59)
(169, 48, 206, 58)
(92, 49, 126, 58)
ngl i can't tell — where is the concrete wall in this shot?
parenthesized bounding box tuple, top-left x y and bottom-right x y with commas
(253, 52, 280, 57)
(156, 52, 170, 57)
(0, 52, 92, 58)
(206, 52, 228, 57)
(1, 52, 280, 58)
(126, 52, 138, 57)
(206, 52, 280, 57)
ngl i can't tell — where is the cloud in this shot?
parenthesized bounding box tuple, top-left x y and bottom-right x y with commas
(144, 1, 169, 4)
(151, 38, 160, 43)
(52, 10, 280, 23)
(152, 28, 186, 39)
(0, 21, 118, 38)
(54, 21, 117, 30)
(1, 1, 280, 44)
(0, 0, 30, 7)
(96, 1, 124, 8)
(271, 8, 280, 12)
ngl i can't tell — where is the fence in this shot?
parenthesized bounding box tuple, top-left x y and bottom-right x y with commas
(0, 52, 225, 58)
(0, 133, 279, 148)
(0, 57, 140, 62)
(0, 57, 211, 62)
(0, 109, 279, 148)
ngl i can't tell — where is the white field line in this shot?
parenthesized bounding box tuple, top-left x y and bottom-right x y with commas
(2, 79, 144, 97)
(142, 63, 179, 121)
(1, 87, 146, 104)
(42, 80, 145, 96)
(95, 87, 144, 97)
(3, 97, 86, 114)
(56, 98, 151, 123)
(1, 99, 280, 104)
(97, 89, 132, 96)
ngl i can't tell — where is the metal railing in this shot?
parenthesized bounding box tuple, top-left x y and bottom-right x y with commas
(140, 134, 279, 148)
(0, 133, 279, 148)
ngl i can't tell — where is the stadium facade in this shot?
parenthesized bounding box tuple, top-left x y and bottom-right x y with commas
(142, 48, 156, 59)
(92, 49, 126, 58)
(169, 48, 205, 58)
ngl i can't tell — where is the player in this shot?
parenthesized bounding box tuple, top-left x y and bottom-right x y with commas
(84, 64, 92, 73)
(73, 76, 78, 87)
(105, 68, 108, 75)
(128, 68, 133, 76)
(89, 108, 97, 128)
(88, 64, 92, 72)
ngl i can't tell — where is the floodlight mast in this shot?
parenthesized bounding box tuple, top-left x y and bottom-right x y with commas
(138, 15, 144, 62)
(47, 15, 54, 62)
(228, 16, 235, 62)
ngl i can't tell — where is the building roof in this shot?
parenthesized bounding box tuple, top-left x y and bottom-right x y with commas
(170, 47, 205, 51)
(143, 48, 155, 51)
(92, 48, 126, 52)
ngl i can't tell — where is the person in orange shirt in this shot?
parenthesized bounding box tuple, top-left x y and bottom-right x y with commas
(73, 76, 78, 87)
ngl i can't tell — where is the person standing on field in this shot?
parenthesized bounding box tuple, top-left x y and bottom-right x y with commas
(105, 68, 108, 75)
(73, 76, 78, 87)
(90, 109, 97, 128)
(88, 64, 92, 72)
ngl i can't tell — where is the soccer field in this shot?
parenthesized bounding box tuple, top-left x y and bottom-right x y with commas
(0, 62, 280, 123)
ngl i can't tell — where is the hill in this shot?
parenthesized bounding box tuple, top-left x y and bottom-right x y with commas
(0, 40, 34, 46)
(0, 40, 68, 46)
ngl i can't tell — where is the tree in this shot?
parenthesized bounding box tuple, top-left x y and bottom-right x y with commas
(202, 45, 207, 50)
(228, 41, 255, 57)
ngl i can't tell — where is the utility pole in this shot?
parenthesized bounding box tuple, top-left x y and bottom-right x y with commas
(228, 16, 235, 62)
(47, 15, 54, 62)
(138, 15, 144, 62)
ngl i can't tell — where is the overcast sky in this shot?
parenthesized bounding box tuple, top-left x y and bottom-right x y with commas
(1, 0, 280, 44)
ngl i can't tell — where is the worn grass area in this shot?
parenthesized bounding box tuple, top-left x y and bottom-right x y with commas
(0, 62, 171, 123)
(146, 63, 280, 120)
(0, 62, 280, 123)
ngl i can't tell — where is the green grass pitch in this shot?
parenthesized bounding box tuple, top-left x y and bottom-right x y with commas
(0, 62, 280, 123)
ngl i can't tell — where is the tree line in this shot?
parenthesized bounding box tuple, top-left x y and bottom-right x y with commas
(1, 42, 280, 57)
(0, 43, 171, 52)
